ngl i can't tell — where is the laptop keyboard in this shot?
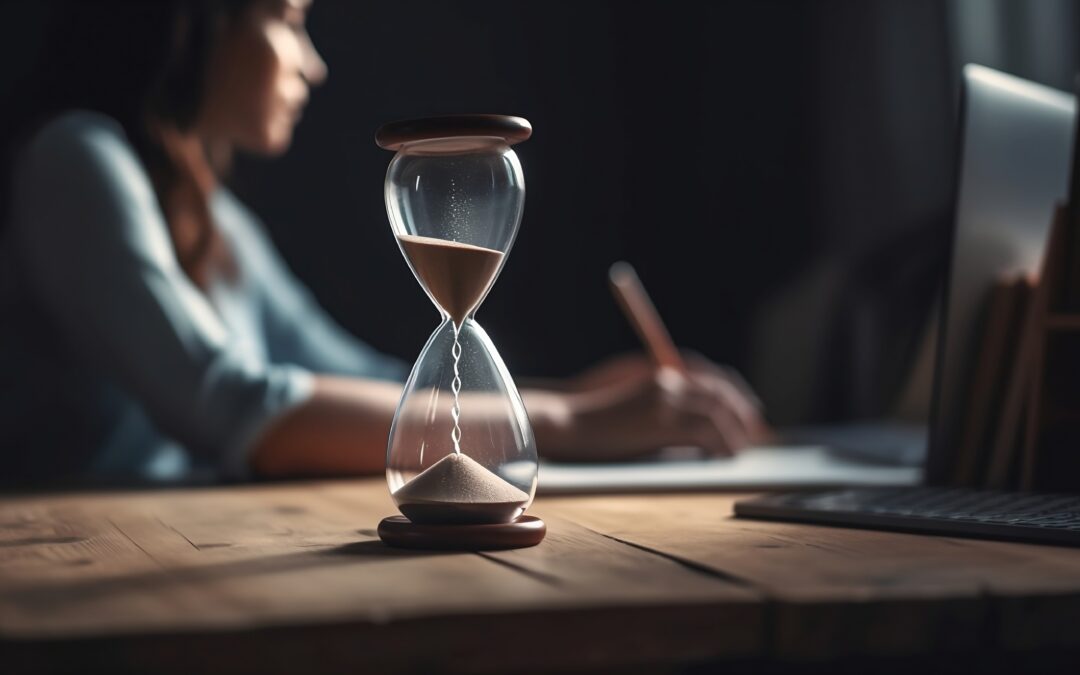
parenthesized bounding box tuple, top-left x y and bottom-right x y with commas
(734, 487, 1080, 546)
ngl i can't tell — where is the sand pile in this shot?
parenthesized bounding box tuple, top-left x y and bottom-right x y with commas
(394, 453, 529, 524)
(396, 453, 528, 504)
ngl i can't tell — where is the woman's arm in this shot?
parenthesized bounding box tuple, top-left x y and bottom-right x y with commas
(11, 113, 314, 476)
(249, 351, 766, 477)
(248, 376, 399, 476)
(249, 376, 573, 477)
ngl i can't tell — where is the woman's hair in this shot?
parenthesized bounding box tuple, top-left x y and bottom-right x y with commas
(2, 0, 253, 287)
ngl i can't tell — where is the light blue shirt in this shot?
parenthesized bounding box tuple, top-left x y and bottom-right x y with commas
(0, 111, 406, 483)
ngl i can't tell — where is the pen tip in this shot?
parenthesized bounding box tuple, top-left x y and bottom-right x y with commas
(609, 260, 636, 283)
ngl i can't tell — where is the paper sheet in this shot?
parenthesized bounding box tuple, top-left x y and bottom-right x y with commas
(537, 446, 923, 494)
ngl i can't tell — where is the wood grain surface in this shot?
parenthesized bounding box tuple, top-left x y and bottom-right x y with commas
(1, 480, 1079, 673)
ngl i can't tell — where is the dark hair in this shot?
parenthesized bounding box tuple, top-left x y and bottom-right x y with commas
(2, 0, 253, 286)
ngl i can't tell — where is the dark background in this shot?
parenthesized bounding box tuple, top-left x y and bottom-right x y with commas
(232, 0, 963, 425)
(9, 0, 1080, 425)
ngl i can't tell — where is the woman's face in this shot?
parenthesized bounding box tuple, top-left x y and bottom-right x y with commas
(200, 0, 327, 155)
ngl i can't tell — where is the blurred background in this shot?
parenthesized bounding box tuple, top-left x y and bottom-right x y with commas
(4, 0, 1080, 426)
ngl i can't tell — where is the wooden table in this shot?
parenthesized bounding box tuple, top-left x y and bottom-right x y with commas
(2, 480, 1080, 674)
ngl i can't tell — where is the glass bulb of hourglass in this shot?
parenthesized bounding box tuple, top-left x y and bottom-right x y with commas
(381, 128, 536, 525)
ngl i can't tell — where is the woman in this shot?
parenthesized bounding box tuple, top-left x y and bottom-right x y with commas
(0, 0, 765, 484)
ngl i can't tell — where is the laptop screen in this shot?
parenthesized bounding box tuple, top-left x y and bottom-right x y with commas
(927, 65, 1075, 485)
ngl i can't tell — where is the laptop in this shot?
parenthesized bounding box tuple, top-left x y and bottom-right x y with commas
(734, 64, 1080, 546)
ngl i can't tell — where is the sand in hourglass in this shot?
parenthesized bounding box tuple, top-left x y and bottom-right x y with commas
(397, 234, 504, 325)
(395, 234, 519, 523)
(394, 453, 530, 524)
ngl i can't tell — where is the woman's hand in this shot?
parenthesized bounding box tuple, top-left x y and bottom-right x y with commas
(531, 352, 770, 462)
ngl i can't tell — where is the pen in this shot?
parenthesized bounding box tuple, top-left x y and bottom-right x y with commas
(608, 261, 687, 373)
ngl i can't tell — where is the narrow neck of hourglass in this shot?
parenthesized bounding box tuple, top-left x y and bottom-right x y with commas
(426, 274, 496, 329)
(440, 306, 478, 333)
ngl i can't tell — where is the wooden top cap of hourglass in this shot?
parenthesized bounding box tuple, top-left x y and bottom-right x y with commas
(375, 114, 532, 151)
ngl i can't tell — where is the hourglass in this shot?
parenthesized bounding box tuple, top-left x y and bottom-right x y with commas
(374, 115, 545, 550)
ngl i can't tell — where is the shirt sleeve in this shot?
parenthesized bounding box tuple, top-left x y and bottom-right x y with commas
(9, 113, 314, 477)
(214, 190, 409, 382)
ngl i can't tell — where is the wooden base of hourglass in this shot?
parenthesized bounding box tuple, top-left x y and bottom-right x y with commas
(377, 515, 546, 551)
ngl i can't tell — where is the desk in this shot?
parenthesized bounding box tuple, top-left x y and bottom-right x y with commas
(2, 481, 1080, 673)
